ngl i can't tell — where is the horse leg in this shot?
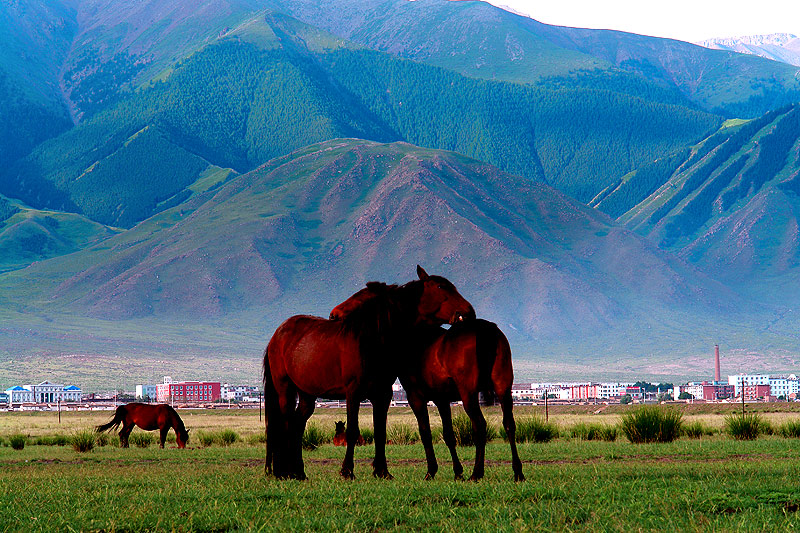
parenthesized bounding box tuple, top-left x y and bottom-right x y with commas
(436, 401, 464, 480)
(159, 427, 169, 448)
(370, 388, 393, 479)
(290, 393, 316, 481)
(340, 394, 359, 480)
(462, 393, 487, 481)
(409, 393, 438, 480)
(274, 386, 297, 479)
(119, 423, 134, 448)
(500, 391, 525, 482)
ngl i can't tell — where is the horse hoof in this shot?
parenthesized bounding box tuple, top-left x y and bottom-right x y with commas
(468, 474, 483, 482)
(340, 469, 355, 480)
(454, 473, 465, 481)
(373, 470, 394, 480)
(424, 472, 436, 481)
(514, 473, 526, 482)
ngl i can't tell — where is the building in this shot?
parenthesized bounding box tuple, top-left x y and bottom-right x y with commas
(221, 384, 260, 402)
(743, 384, 772, 401)
(678, 381, 735, 401)
(135, 384, 158, 400)
(4, 381, 81, 404)
(156, 377, 221, 403)
(728, 373, 800, 398)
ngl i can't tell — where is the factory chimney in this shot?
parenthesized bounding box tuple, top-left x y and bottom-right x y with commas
(714, 344, 721, 383)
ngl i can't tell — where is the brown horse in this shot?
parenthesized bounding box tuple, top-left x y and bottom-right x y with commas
(333, 286, 524, 481)
(403, 320, 525, 482)
(96, 403, 189, 448)
(263, 266, 475, 480)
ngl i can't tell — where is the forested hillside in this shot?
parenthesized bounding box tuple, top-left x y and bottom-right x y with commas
(593, 104, 800, 300)
(273, 0, 800, 118)
(0, 13, 721, 228)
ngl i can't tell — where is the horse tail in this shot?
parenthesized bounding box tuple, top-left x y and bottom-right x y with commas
(262, 340, 282, 476)
(476, 320, 503, 406)
(96, 405, 127, 433)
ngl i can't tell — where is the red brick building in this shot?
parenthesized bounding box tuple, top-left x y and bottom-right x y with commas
(156, 378, 221, 403)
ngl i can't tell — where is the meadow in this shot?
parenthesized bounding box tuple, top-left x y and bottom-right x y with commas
(2, 405, 800, 531)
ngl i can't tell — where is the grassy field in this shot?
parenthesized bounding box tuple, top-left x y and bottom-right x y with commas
(2, 406, 800, 531)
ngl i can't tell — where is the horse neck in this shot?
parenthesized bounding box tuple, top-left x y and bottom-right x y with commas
(167, 407, 185, 431)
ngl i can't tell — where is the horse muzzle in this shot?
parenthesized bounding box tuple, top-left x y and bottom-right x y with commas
(451, 307, 476, 324)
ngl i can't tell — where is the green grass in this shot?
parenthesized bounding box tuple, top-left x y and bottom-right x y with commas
(620, 406, 683, 443)
(725, 412, 767, 440)
(2, 436, 800, 530)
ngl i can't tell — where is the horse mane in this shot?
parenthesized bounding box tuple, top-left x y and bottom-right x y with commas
(166, 404, 187, 434)
(338, 280, 423, 355)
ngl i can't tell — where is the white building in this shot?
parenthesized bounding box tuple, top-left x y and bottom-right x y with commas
(136, 384, 158, 400)
(728, 374, 800, 398)
(221, 384, 260, 401)
(6, 381, 81, 404)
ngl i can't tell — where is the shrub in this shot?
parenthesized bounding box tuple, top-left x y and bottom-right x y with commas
(450, 413, 500, 446)
(360, 426, 375, 444)
(386, 423, 418, 445)
(620, 406, 683, 443)
(247, 432, 266, 445)
(197, 431, 215, 447)
(571, 422, 617, 442)
(725, 412, 764, 440)
(779, 420, 800, 438)
(129, 432, 156, 448)
(301, 423, 329, 450)
(95, 432, 111, 447)
(9, 434, 26, 450)
(71, 431, 96, 453)
(32, 434, 70, 446)
(683, 421, 714, 439)
(512, 416, 559, 443)
(216, 429, 240, 447)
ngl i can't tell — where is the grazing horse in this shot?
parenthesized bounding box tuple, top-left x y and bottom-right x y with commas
(333, 421, 364, 447)
(96, 403, 189, 448)
(263, 266, 475, 480)
(333, 287, 524, 481)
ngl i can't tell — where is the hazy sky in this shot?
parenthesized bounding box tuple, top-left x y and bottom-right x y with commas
(486, 0, 800, 43)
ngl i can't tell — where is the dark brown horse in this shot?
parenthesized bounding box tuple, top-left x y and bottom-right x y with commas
(403, 320, 525, 481)
(333, 287, 524, 481)
(96, 403, 189, 448)
(263, 266, 475, 480)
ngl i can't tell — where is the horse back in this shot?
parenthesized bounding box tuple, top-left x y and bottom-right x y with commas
(267, 314, 374, 398)
(126, 403, 174, 431)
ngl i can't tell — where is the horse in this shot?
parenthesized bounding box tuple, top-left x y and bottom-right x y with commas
(403, 319, 525, 481)
(332, 287, 524, 482)
(333, 421, 364, 447)
(96, 403, 189, 448)
(263, 265, 475, 480)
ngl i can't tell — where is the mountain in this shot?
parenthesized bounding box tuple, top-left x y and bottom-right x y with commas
(592, 104, 800, 304)
(0, 10, 721, 231)
(3, 139, 769, 386)
(271, 0, 800, 118)
(697, 34, 800, 67)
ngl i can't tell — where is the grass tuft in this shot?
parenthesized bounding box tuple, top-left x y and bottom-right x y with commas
(570, 422, 617, 441)
(620, 406, 683, 443)
(778, 419, 800, 438)
(725, 412, 765, 440)
(9, 434, 26, 450)
(129, 432, 156, 448)
(511, 415, 559, 443)
(301, 423, 330, 450)
(386, 423, 418, 445)
(682, 421, 715, 439)
(71, 431, 96, 453)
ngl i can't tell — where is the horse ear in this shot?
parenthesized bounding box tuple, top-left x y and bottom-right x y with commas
(417, 265, 429, 280)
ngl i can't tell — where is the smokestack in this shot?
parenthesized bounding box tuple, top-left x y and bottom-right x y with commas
(714, 344, 721, 383)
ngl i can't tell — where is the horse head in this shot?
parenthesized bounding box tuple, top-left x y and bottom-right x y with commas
(177, 427, 190, 448)
(415, 265, 475, 326)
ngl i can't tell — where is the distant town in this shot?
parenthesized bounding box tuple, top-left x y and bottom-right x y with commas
(3, 372, 799, 410)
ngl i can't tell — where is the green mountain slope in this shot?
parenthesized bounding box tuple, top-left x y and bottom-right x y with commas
(0, 12, 721, 228)
(594, 104, 800, 302)
(2, 139, 742, 338)
(273, 0, 800, 118)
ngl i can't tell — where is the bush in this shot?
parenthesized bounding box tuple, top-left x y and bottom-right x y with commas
(779, 419, 800, 438)
(301, 423, 329, 450)
(9, 434, 26, 450)
(450, 413, 499, 446)
(570, 422, 617, 442)
(129, 432, 156, 448)
(216, 429, 240, 447)
(71, 431, 96, 453)
(620, 406, 683, 443)
(386, 423, 418, 445)
(96, 432, 111, 447)
(725, 412, 765, 440)
(197, 431, 215, 447)
(682, 421, 714, 439)
(360, 426, 375, 444)
(511, 416, 559, 443)
(247, 432, 267, 445)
